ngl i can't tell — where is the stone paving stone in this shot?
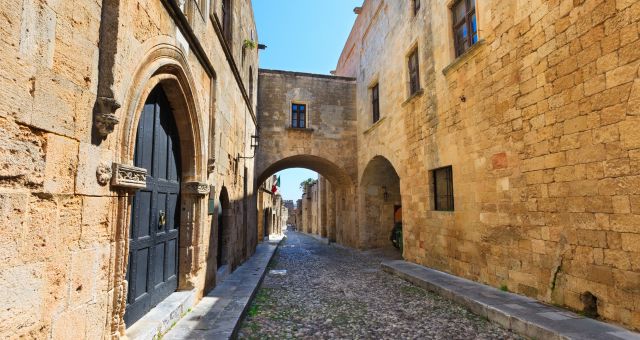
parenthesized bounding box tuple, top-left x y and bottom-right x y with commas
(382, 260, 640, 340)
(237, 231, 523, 339)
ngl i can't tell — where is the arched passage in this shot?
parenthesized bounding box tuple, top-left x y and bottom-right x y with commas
(256, 155, 358, 246)
(359, 156, 402, 250)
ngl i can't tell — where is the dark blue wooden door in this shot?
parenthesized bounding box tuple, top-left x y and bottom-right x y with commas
(125, 86, 181, 326)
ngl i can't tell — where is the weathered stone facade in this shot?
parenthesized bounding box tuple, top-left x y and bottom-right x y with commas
(256, 175, 286, 240)
(1, 0, 259, 338)
(332, 0, 640, 331)
(256, 69, 358, 246)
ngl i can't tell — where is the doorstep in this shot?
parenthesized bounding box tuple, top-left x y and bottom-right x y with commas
(163, 235, 284, 339)
(126, 290, 197, 340)
(382, 260, 640, 340)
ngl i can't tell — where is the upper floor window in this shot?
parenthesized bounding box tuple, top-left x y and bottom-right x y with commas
(371, 84, 380, 123)
(413, 0, 420, 15)
(408, 48, 420, 95)
(249, 67, 254, 105)
(433, 166, 454, 211)
(291, 103, 306, 128)
(452, 0, 477, 57)
(222, 0, 232, 43)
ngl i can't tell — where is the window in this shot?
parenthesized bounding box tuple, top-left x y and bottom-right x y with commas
(413, 0, 420, 15)
(249, 67, 254, 105)
(408, 49, 420, 95)
(222, 0, 232, 43)
(452, 0, 477, 57)
(371, 84, 380, 123)
(291, 103, 306, 128)
(433, 166, 454, 211)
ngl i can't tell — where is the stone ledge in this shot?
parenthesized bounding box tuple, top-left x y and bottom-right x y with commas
(126, 290, 197, 340)
(442, 39, 487, 76)
(164, 236, 285, 340)
(382, 260, 640, 340)
(363, 116, 387, 135)
(285, 127, 315, 133)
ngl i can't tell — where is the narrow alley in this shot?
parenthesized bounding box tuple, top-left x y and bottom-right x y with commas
(237, 232, 522, 339)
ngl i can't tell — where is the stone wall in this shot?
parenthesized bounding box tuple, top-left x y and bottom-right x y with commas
(0, 0, 259, 337)
(335, 0, 640, 330)
(256, 69, 360, 246)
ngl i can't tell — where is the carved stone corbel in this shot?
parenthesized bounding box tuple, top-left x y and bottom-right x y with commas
(111, 163, 147, 190)
(182, 181, 209, 196)
(96, 163, 113, 186)
(93, 97, 121, 140)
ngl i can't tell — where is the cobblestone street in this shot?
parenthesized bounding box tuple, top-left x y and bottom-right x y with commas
(238, 232, 522, 339)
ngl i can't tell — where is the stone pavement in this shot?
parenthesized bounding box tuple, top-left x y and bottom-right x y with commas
(237, 231, 522, 339)
(383, 260, 640, 340)
(163, 236, 284, 340)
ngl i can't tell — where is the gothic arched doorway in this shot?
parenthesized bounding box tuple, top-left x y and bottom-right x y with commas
(125, 86, 182, 326)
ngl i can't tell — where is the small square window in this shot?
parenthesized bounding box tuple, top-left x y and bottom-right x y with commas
(451, 0, 478, 57)
(408, 49, 420, 95)
(291, 103, 306, 128)
(371, 84, 380, 123)
(433, 166, 454, 211)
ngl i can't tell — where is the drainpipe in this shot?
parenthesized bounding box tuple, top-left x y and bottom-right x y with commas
(92, 0, 122, 145)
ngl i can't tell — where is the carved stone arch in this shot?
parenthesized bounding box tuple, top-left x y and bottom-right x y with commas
(109, 43, 209, 336)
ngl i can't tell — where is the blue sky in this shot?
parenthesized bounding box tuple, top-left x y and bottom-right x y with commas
(254, 0, 362, 74)
(254, 0, 361, 201)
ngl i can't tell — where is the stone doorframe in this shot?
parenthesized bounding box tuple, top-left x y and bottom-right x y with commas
(108, 44, 208, 337)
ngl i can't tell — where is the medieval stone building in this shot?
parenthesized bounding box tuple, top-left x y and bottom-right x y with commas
(1, 0, 262, 338)
(3, 0, 640, 338)
(269, 0, 640, 331)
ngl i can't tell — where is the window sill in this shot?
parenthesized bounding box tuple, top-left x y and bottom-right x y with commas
(442, 39, 487, 76)
(285, 127, 314, 133)
(402, 89, 425, 107)
(363, 116, 387, 135)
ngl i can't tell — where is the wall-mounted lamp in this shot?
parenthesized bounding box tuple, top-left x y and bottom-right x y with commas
(251, 134, 260, 149)
(382, 186, 389, 202)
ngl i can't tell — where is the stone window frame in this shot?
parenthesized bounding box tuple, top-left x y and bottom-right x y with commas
(406, 44, 421, 97)
(430, 166, 455, 211)
(290, 101, 309, 129)
(370, 82, 380, 124)
(221, 0, 233, 44)
(449, 0, 479, 58)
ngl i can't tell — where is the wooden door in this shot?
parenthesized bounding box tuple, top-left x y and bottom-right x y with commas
(125, 86, 181, 326)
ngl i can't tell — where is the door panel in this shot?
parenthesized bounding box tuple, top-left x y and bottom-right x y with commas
(125, 86, 181, 326)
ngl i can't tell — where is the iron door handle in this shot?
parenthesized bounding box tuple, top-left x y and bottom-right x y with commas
(158, 211, 166, 229)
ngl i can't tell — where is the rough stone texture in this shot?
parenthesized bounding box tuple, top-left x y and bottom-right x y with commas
(330, 0, 640, 331)
(0, 0, 259, 337)
(238, 232, 522, 339)
(256, 70, 359, 246)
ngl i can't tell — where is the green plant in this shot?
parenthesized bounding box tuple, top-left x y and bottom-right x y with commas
(500, 284, 509, 292)
(243, 39, 257, 50)
(299, 178, 317, 190)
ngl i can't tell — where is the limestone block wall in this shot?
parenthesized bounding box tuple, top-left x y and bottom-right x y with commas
(336, 0, 640, 330)
(0, 0, 259, 338)
(256, 69, 360, 246)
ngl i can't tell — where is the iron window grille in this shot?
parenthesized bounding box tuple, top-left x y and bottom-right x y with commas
(452, 0, 478, 57)
(433, 166, 454, 211)
(408, 49, 420, 95)
(372, 84, 380, 123)
(291, 103, 307, 129)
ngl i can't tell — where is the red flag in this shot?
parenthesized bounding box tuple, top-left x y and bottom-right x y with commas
(271, 184, 278, 193)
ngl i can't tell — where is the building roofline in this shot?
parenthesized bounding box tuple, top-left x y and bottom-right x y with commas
(258, 68, 356, 82)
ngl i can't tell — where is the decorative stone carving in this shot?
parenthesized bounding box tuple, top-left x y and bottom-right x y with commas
(111, 163, 147, 189)
(96, 163, 113, 186)
(93, 97, 121, 138)
(182, 181, 209, 196)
